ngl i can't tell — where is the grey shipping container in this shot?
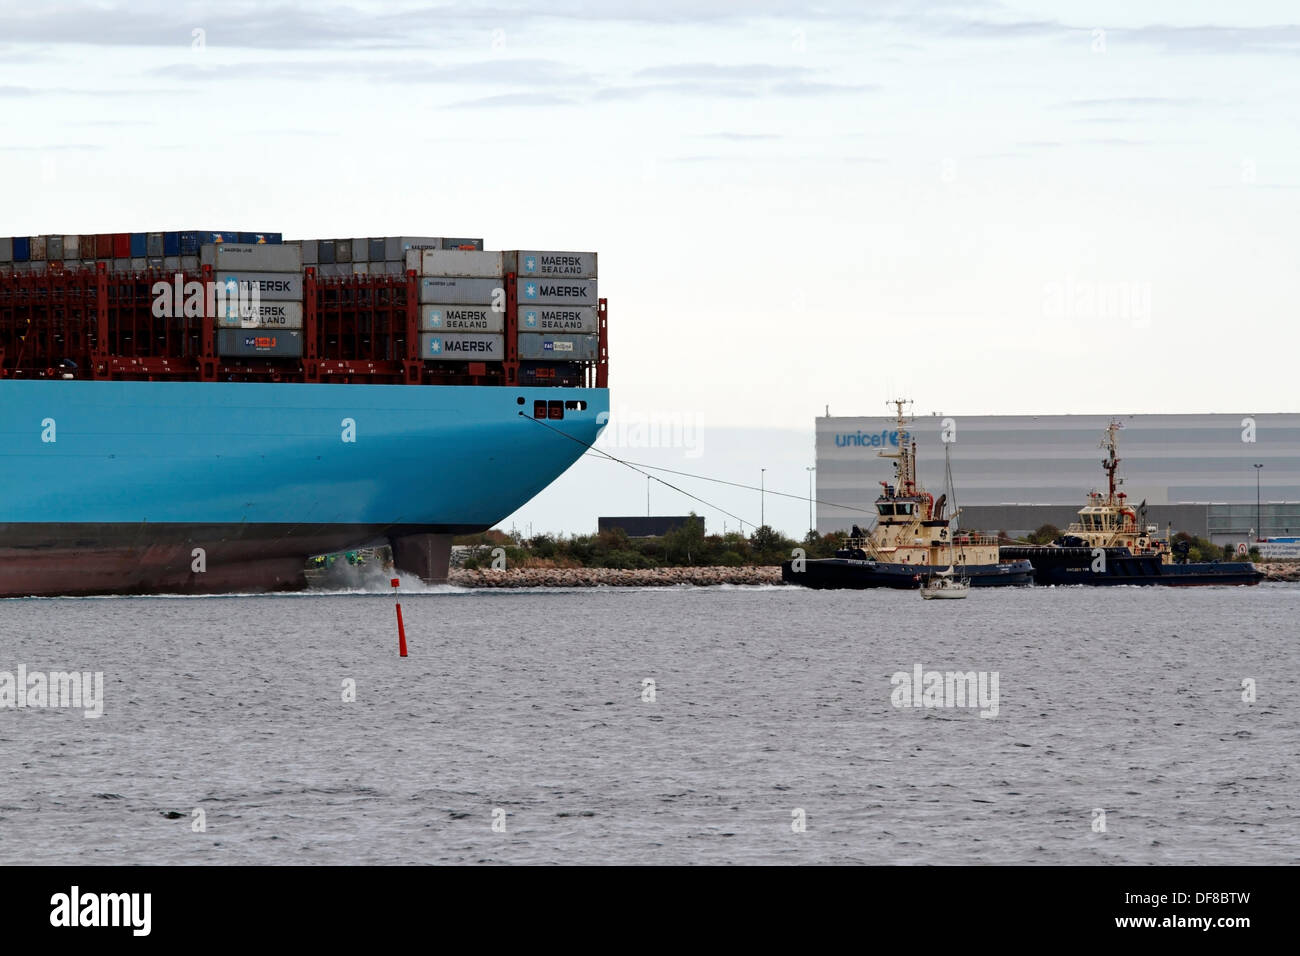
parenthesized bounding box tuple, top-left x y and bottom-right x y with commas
(217, 301, 305, 330)
(147, 257, 164, 270)
(217, 329, 303, 357)
(180, 255, 199, 271)
(505, 250, 597, 279)
(351, 239, 369, 263)
(64, 235, 81, 258)
(113, 258, 131, 272)
(351, 263, 369, 275)
(384, 236, 442, 260)
(419, 332, 503, 361)
(164, 256, 181, 270)
(421, 304, 505, 333)
(317, 240, 336, 265)
(368, 238, 386, 262)
(335, 239, 352, 263)
(383, 261, 404, 275)
(46, 236, 64, 259)
(302, 239, 318, 265)
(518, 304, 599, 333)
(517, 276, 598, 306)
(216, 271, 304, 301)
(440, 237, 484, 250)
(0, 238, 11, 261)
(517, 332, 599, 361)
(131, 257, 147, 270)
(418, 276, 503, 305)
(146, 233, 163, 257)
(201, 242, 302, 272)
(418, 249, 502, 278)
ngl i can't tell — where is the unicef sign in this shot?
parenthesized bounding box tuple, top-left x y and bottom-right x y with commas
(835, 430, 901, 449)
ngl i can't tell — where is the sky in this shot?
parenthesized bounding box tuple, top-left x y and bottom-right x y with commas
(3, 0, 1298, 536)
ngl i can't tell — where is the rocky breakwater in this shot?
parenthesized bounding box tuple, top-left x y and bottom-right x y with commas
(1258, 563, 1300, 583)
(449, 566, 784, 588)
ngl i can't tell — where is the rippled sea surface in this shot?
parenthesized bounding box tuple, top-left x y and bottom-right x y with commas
(1, 579, 1297, 865)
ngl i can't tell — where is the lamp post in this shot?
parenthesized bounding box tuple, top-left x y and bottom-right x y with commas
(1254, 463, 1263, 542)
(806, 465, 816, 537)
(760, 468, 766, 530)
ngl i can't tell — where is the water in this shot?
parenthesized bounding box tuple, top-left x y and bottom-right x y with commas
(1, 583, 1297, 865)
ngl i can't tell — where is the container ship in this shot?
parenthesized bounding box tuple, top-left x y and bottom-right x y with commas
(999, 422, 1264, 586)
(782, 401, 1035, 589)
(0, 232, 608, 597)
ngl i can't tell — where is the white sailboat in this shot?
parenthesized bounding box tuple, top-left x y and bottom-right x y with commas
(920, 441, 971, 600)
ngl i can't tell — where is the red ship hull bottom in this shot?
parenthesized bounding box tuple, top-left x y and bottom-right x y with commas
(0, 524, 471, 598)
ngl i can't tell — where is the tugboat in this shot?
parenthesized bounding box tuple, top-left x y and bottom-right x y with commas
(999, 422, 1264, 586)
(782, 400, 1034, 590)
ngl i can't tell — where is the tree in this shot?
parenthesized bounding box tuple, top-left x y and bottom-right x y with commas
(662, 513, 706, 565)
(1026, 523, 1061, 545)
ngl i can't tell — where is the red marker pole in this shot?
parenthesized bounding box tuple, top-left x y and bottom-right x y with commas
(392, 577, 408, 657)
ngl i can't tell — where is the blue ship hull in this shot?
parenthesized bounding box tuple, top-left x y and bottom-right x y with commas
(998, 546, 1264, 586)
(0, 381, 608, 596)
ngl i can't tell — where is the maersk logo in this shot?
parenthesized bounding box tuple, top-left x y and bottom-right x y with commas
(427, 309, 443, 327)
(523, 255, 538, 273)
(428, 337, 443, 355)
(836, 430, 901, 448)
(524, 310, 539, 328)
(521, 281, 589, 300)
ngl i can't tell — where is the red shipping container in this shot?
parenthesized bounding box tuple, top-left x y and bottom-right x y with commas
(95, 234, 114, 258)
(112, 233, 130, 258)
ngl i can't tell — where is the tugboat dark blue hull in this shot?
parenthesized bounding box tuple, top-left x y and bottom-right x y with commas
(999, 547, 1264, 586)
(781, 558, 1034, 590)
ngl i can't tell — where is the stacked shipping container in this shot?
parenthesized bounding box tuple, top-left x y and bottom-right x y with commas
(0, 231, 606, 388)
(415, 250, 506, 362)
(0, 232, 281, 274)
(305, 236, 483, 277)
(507, 251, 599, 385)
(204, 243, 306, 358)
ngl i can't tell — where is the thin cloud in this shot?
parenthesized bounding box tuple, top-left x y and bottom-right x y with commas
(771, 80, 879, 96)
(1061, 96, 1202, 109)
(636, 63, 814, 81)
(1124, 23, 1300, 56)
(697, 133, 784, 141)
(445, 92, 579, 109)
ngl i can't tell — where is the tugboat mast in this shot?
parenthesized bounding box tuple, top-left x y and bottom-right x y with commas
(881, 398, 916, 493)
(1101, 421, 1122, 501)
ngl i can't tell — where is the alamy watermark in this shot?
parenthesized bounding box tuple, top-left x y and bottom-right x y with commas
(151, 273, 261, 324)
(1042, 276, 1151, 328)
(1, 665, 104, 718)
(890, 663, 999, 718)
(595, 405, 704, 458)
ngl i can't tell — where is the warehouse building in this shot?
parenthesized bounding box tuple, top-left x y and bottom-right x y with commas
(815, 412, 1300, 546)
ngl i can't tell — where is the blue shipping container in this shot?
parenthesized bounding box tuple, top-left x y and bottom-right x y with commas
(178, 232, 201, 254)
(13, 237, 30, 261)
(130, 233, 147, 257)
(163, 232, 180, 256)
